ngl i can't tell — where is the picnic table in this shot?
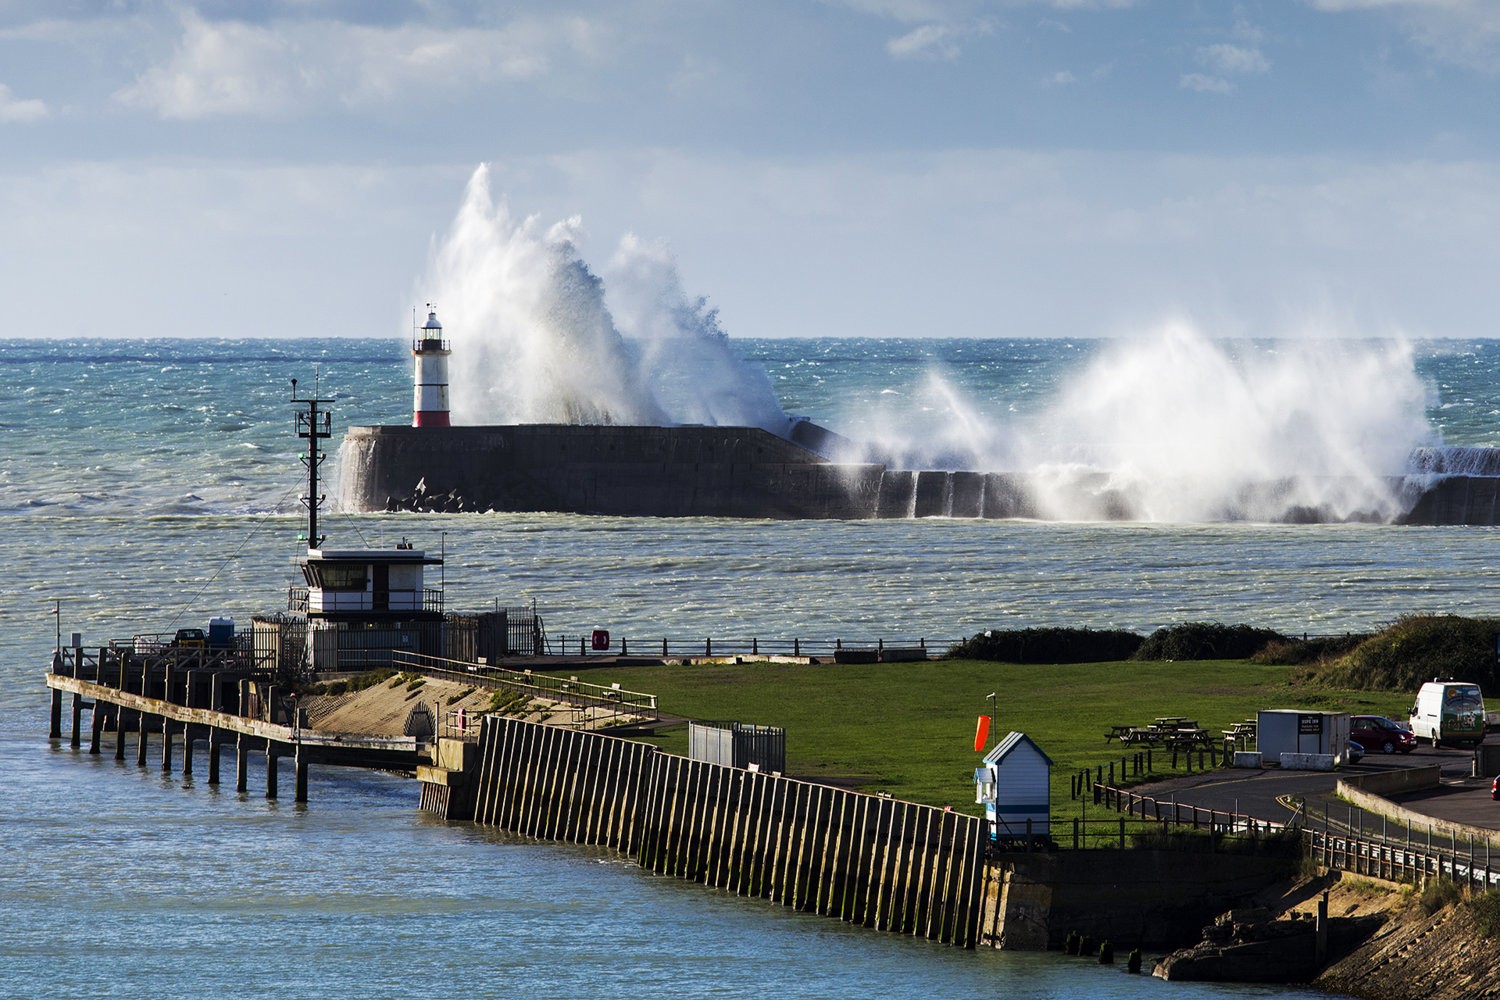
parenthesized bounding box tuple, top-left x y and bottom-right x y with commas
(1222, 720, 1257, 748)
(1164, 727, 1213, 749)
(1107, 719, 1207, 745)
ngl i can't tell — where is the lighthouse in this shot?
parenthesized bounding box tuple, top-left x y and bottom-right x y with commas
(412, 305, 451, 427)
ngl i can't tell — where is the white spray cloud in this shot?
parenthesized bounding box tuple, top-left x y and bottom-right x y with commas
(422, 169, 1438, 523)
(1024, 323, 1434, 520)
(425, 165, 790, 433)
(841, 321, 1436, 521)
(603, 234, 790, 431)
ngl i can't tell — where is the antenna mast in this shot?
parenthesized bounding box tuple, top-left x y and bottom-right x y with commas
(291, 377, 334, 549)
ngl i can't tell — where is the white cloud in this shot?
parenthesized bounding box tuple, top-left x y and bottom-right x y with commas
(888, 22, 962, 59)
(1046, 69, 1077, 85)
(113, 10, 605, 119)
(1197, 43, 1270, 75)
(0, 83, 48, 123)
(115, 13, 297, 118)
(8, 150, 1500, 342)
(1308, 0, 1500, 72)
(1180, 72, 1234, 93)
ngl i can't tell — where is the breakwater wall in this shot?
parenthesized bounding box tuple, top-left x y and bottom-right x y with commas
(425, 715, 987, 947)
(340, 424, 1500, 524)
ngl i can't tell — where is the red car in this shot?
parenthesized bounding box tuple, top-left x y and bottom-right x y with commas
(1350, 715, 1418, 754)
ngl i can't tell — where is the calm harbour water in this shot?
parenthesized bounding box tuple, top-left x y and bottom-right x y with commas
(12, 335, 1497, 997)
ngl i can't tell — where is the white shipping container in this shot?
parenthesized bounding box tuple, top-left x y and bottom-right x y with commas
(1257, 709, 1351, 763)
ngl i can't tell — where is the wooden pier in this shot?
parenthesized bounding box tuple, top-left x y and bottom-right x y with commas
(428, 714, 988, 947)
(45, 645, 421, 801)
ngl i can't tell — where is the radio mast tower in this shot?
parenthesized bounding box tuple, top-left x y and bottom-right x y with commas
(291, 377, 333, 549)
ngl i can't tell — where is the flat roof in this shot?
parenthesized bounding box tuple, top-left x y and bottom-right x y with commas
(305, 548, 441, 563)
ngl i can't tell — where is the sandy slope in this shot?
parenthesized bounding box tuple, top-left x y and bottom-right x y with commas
(297, 674, 638, 737)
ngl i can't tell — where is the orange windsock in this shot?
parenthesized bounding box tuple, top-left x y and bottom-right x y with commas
(974, 715, 991, 753)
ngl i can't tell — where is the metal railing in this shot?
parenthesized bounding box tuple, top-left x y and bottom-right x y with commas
(1090, 780, 1293, 837)
(1068, 742, 1238, 799)
(393, 651, 661, 721)
(286, 586, 444, 615)
(552, 634, 957, 659)
(1306, 827, 1500, 889)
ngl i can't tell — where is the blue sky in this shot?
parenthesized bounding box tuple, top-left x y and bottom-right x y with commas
(4, 0, 1500, 340)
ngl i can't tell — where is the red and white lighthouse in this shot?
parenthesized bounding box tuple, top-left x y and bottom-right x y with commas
(412, 305, 451, 427)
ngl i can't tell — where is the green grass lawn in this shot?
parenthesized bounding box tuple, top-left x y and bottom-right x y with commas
(549, 658, 1413, 821)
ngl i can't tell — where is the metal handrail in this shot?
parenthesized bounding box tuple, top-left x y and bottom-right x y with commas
(392, 651, 661, 718)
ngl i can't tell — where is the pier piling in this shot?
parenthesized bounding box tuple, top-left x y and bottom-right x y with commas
(294, 746, 308, 803)
(235, 734, 248, 793)
(208, 734, 221, 785)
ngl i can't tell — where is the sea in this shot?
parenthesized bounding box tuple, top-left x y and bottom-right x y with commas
(8, 334, 1500, 998)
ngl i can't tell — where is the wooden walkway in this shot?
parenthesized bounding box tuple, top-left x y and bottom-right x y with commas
(46, 668, 421, 801)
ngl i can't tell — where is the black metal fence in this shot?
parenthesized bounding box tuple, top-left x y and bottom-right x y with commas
(550, 634, 957, 659)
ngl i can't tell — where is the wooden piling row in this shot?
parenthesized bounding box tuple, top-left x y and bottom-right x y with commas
(469, 716, 984, 947)
(470, 715, 656, 853)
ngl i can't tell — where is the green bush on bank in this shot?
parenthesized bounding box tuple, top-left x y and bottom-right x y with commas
(947, 622, 1295, 664)
(299, 668, 397, 697)
(945, 627, 1143, 663)
(1310, 615, 1500, 693)
(1132, 623, 1289, 662)
(1421, 878, 1464, 915)
(1252, 634, 1369, 667)
(1469, 889, 1500, 937)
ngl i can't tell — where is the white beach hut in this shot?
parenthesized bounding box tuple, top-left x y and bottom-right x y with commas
(975, 731, 1053, 843)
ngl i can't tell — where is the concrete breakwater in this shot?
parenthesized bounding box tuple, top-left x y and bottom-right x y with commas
(340, 423, 1500, 524)
(421, 714, 990, 947)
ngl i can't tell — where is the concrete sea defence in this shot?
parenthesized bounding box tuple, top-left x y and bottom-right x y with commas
(423, 714, 990, 947)
(340, 424, 1500, 523)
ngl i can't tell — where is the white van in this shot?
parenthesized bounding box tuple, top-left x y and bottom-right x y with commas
(1409, 680, 1486, 748)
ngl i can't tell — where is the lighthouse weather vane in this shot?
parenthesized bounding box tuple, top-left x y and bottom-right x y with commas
(291, 376, 333, 549)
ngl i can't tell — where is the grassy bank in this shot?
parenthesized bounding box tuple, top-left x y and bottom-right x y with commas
(547, 658, 1412, 819)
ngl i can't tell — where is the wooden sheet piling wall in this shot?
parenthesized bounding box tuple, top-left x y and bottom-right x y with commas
(466, 716, 983, 947)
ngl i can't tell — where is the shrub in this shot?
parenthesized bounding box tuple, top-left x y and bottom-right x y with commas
(1133, 623, 1287, 661)
(1315, 615, 1500, 693)
(487, 689, 529, 715)
(946, 627, 1143, 663)
(1469, 889, 1500, 937)
(1252, 633, 1369, 666)
(1421, 878, 1464, 915)
(346, 668, 395, 693)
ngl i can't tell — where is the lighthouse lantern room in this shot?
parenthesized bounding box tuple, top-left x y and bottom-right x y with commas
(412, 305, 451, 427)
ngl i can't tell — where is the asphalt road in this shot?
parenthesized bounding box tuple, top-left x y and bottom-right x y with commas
(1141, 741, 1500, 835)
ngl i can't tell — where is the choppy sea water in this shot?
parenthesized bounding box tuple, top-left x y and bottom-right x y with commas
(10, 335, 1499, 998)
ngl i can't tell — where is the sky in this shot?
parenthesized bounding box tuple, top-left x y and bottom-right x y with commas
(4, 0, 1500, 341)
